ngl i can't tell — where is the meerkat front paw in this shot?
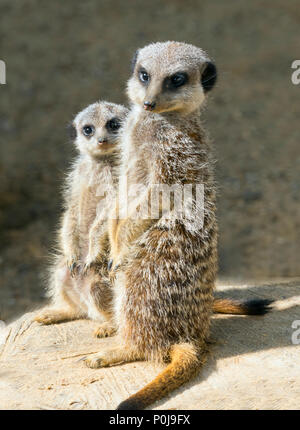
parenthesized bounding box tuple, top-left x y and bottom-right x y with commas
(83, 352, 110, 368)
(94, 322, 116, 338)
(109, 244, 124, 271)
(82, 253, 101, 275)
(81, 261, 94, 276)
(108, 256, 122, 272)
(67, 256, 82, 277)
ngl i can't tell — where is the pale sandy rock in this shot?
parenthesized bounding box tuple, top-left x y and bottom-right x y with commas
(1, 279, 299, 410)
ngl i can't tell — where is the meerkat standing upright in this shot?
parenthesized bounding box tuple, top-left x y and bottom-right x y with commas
(35, 101, 128, 337)
(84, 42, 219, 407)
(83, 42, 271, 409)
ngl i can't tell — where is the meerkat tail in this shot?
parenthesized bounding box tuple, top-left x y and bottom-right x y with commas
(116, 343, 202, 410)
(212, 298, 273, 315)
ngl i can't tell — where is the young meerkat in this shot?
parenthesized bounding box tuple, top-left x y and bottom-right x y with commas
(34, 101, 128, 338)
(83, 42, 272, 409)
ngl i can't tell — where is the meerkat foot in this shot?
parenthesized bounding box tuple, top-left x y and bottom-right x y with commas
(83, 352, 112, 368)
(34, 308, 79, 325)
(94, 322, 117, 338)
(83, 346, 142, 369)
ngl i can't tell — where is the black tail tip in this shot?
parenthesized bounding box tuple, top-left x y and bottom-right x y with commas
(116, 398, 143, 410)
(244, 299, 274, 315)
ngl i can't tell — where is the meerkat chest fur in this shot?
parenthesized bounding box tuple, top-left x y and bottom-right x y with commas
(119, 105, 152, 187)
(74, 155, 117, 255)
(120, 106, 213, 204)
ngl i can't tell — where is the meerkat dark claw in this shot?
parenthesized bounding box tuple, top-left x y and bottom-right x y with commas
(81, 263, 90, 276)
(107, 259, 113, 271)
(82, 261, 97, 276)
(69, 262, 77, 277)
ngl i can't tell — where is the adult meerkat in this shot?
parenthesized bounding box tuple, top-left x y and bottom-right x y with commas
(35, 101, 128, 338)
(83, 42, 272, 409)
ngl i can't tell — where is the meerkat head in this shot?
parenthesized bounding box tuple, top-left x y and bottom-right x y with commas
(127, 41, 217, 115)
(70, 102, 128, 158)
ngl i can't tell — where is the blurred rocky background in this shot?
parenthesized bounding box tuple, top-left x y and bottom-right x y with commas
(0, 0, 299, 321)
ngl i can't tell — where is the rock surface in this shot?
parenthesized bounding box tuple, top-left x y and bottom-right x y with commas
(1, 279, 299, 410)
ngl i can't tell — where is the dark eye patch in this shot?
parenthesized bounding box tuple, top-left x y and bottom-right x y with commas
(106, 117, 121, 132)
(164, 72, 188, 90)
(138, 68, 150, 84)
(82, 124, 95, 137)
(131, 50, 139, 73)
(67, 122, 77, 140)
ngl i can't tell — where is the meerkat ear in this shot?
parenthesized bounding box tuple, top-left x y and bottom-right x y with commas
(67, 122, 77, 140)
(201, 61, 217, 92)
(131, 50, 139, 74)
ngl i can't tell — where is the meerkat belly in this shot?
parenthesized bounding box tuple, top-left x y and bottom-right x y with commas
(78, 169, 114, 260)
(78, 191, 98, 259)
(117, 225, 215, 355)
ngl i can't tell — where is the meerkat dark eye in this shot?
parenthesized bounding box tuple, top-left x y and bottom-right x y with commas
(82, 125, 95, 137)
(106, 118, 121, 132)
(139, 69, 150, 84)
(164, 72, 188, 91)
(166, 72, 188, 90)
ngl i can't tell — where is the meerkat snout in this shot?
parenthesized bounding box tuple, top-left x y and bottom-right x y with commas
(127, 41, 217, 115)
(143, 100, 156, 111)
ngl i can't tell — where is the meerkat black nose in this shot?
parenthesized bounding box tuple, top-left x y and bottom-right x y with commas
(98, 138, 108, 144)
(144, 101, 156, 111)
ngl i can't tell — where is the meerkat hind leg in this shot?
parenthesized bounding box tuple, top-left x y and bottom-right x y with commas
(34, 306, 81, 325)
(84, 345, 144, 369)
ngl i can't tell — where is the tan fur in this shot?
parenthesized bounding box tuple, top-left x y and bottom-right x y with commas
(213, 298, 250, 315)
(35, 101, 128, 336)
(117, 343, 203, 410)
(84, 42, 218, 408)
